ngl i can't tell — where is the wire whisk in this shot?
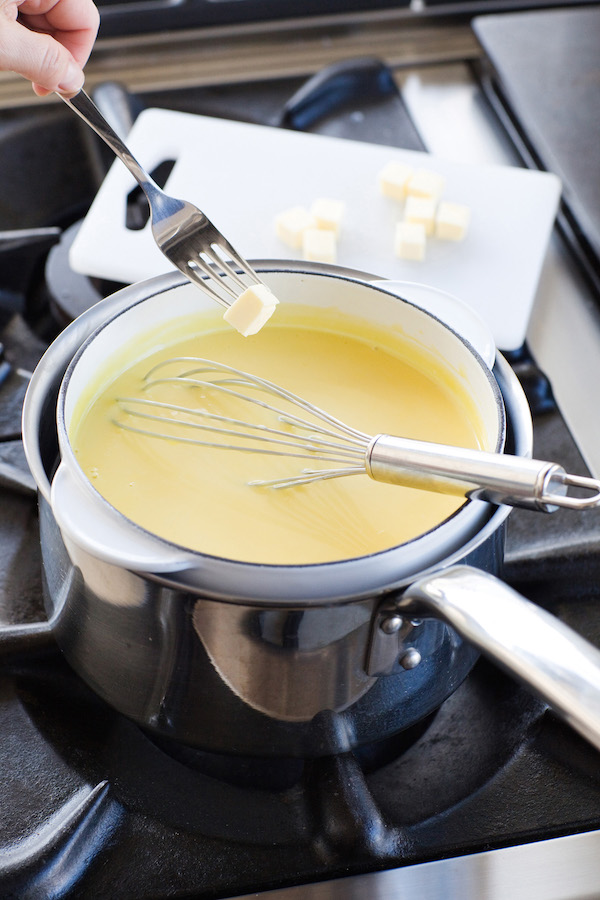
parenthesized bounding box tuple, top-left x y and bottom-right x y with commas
(113, 357, 600, 512)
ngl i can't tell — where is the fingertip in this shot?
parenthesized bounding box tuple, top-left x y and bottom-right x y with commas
(57, 60, 85, 94)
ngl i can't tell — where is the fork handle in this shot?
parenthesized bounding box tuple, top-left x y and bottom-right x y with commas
(59, 89, 158, 197)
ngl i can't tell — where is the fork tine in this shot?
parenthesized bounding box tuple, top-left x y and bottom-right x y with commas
(191, 259, 238, 302)
(202, 245, 247, 292)
(213, 236, 262, 285)
(182, 260, 233, 308)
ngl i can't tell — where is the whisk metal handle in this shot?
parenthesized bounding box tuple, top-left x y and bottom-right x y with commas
(367, 435, 600, 512)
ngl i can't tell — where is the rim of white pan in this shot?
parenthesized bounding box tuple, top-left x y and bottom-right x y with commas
(373, 280, 496, 370)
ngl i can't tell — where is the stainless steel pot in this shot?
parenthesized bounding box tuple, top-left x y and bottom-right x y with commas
(22, 264, 600, 757)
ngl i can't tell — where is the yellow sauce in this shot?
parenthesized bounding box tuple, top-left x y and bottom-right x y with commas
(70, 304, 486, 564)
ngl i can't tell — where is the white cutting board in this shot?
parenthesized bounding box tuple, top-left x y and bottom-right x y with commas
(70, 108, 561, 351)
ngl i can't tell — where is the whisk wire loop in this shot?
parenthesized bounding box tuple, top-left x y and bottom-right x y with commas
(115, 357, 370, 468)
(111, 356, 600, 510)
(143, 358, 370, 443)
(115, 400, 366, 462)
(141, 375, 366, 451)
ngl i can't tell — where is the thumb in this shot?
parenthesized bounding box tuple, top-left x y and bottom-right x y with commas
(0, 20, 84, 93)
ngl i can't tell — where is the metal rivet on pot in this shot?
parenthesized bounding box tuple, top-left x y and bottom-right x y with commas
(380, 614, 404, 635)
(399, 648, 422, 670)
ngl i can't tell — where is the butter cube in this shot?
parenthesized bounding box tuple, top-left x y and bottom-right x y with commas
(406, 168, 445, 201)
(378, 161, 414, 201)
(404, 195, 437, 236)
(274, 207, 316, 249)
(394, 222, 426, 261)
(435, 201, 471, 241)
(302, 228, 337, 264)
(223, 284, 279, 336)
(310, 198, 345, 236)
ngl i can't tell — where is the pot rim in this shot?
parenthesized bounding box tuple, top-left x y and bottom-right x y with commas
(24, 264, 530, 604)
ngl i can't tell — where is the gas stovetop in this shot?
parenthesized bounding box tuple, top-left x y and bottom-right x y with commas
(2, 12, 600, 898)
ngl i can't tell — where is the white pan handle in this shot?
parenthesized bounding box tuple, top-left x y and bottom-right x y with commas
(51, 461, 196, 573)
(399, 565, 600, 753)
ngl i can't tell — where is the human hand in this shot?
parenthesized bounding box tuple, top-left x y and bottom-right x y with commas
(0, 0, 99, 96)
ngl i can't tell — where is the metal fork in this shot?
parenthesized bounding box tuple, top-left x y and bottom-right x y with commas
(60, 89, 263, 308)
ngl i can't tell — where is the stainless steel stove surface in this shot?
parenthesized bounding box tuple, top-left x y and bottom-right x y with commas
(2, 5, 600, 899)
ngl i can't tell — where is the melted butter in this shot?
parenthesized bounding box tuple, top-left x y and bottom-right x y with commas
(70, 304, 487, 565)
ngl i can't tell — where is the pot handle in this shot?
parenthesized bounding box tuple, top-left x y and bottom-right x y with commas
(51, 461, 196, 573)
(399, 565, 600, 753)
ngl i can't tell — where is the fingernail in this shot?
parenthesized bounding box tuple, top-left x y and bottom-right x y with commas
(58, 61, 85, 94)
